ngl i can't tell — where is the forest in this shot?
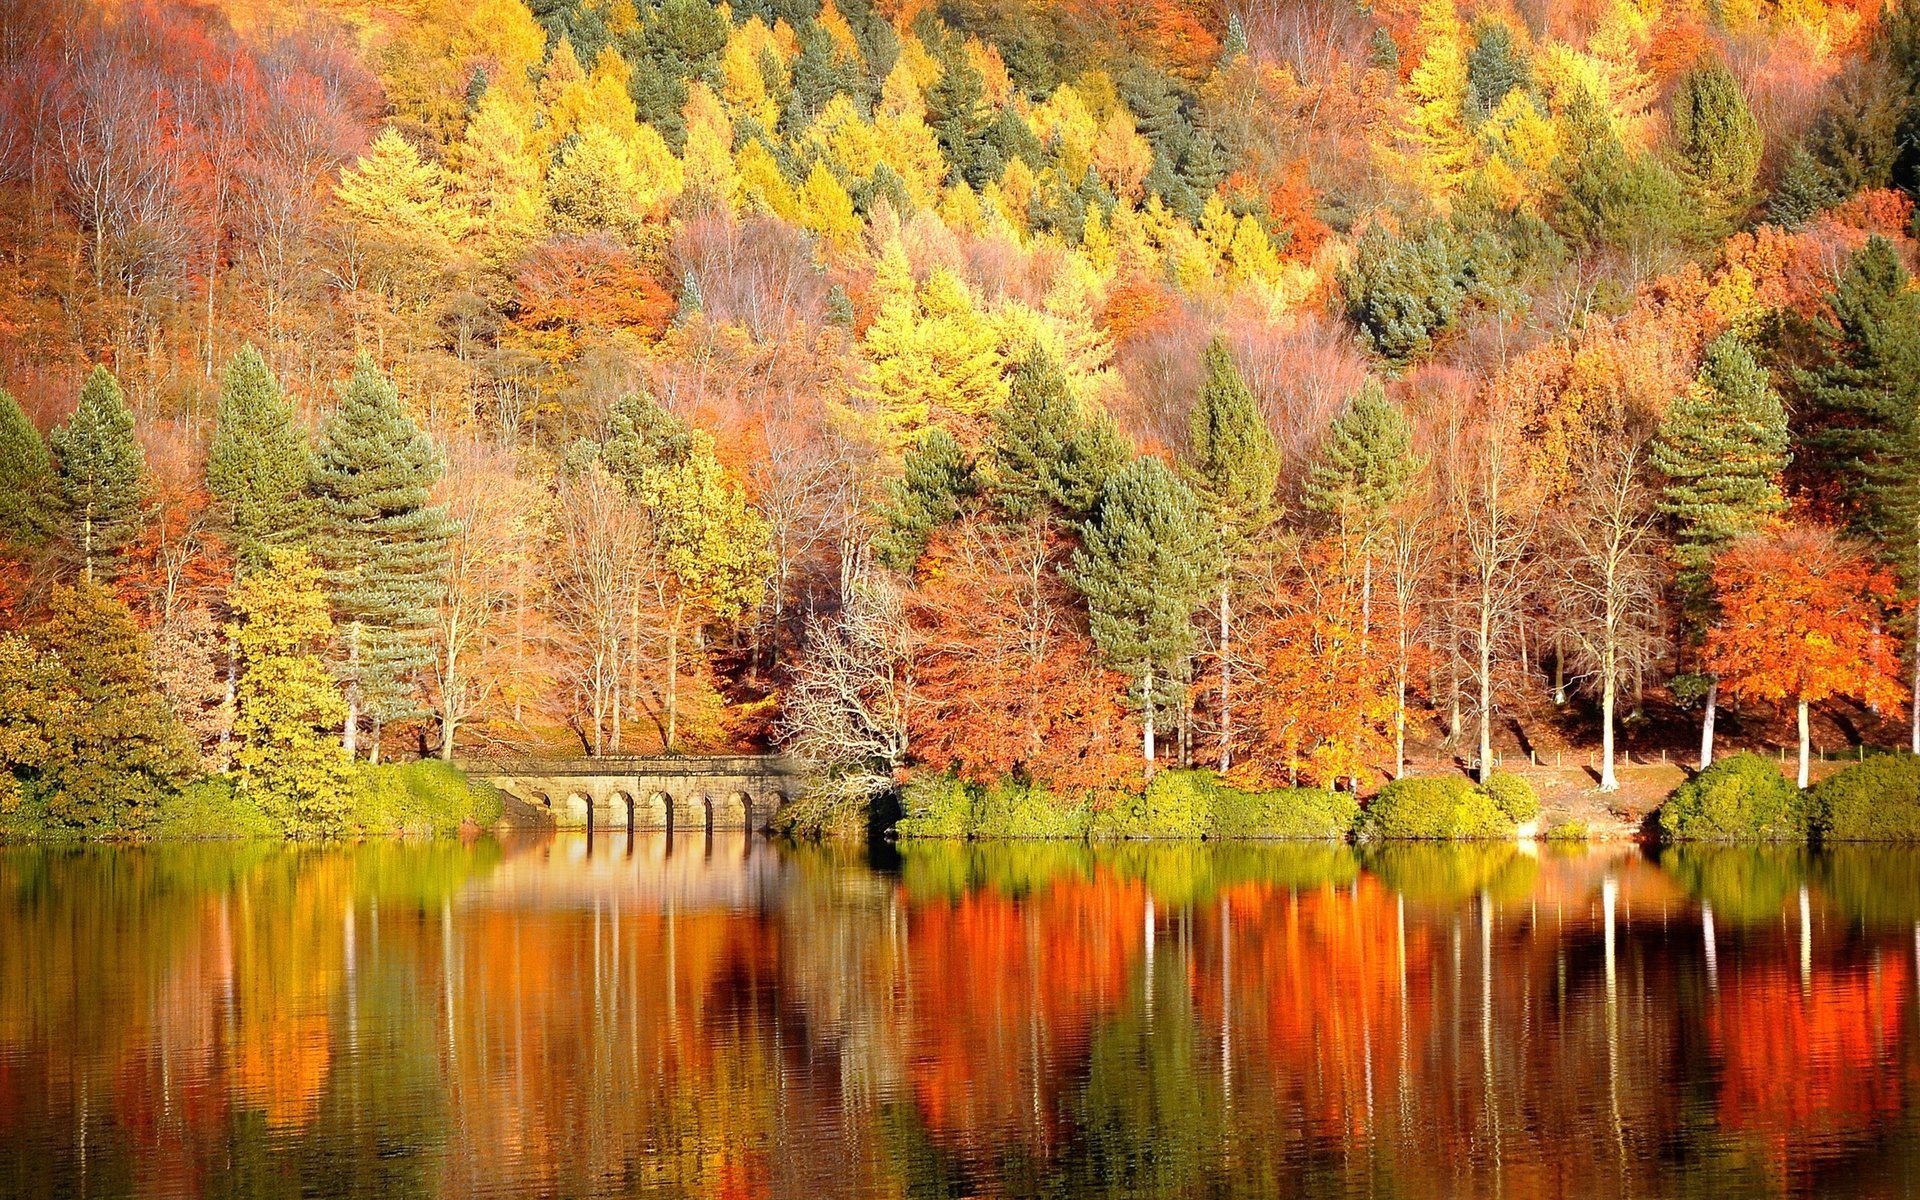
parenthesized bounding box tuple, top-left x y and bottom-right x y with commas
(0, 0, 1918, 837)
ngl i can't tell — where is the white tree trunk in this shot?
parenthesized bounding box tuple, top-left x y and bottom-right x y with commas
(1599, 669, 1617, 792)
(1218, 582, 1231, 772)
(1142, 667, 1156, 768)
(1699, 677, 1717, 770)
(1797, 697, 1810, 790)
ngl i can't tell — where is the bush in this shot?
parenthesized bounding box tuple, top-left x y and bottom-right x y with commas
(895, 772, 974, 839)
(350, 760, 505, 837)
(1212, 783, 1358, 840)
(970, 778, 1092, 839)
(155, 776, 278, 840)
(1092, 770, 1215, 839)
(1806, 754, 1920, 842)
(1358, 776, 1513, 840)
(1545, 819, 1589, 842)
(1658, 753, 1805, 842)
(1482, 772, 1539, 826)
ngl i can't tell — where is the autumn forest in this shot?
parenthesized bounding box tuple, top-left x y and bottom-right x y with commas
(3, 0, 1920, 838)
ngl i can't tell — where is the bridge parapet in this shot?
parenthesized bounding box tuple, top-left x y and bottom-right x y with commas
(463, 755, 806, 833)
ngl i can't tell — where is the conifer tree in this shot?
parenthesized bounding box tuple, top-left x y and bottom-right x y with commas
(232, 549, 353, 836)
(990, 349, 1099, 522)
(50, 366, 145, 583)
(207, 346, 315, 572)
(312, 355, 456, 759)
(0, 388, 56, 549)
(1304, 379, 1421, 530)
(1071, 456, 1216, 769)
(27, 582, 191, 831)
(1795, 236, 1920, 749)
(926, 44, 991, 187)
(877, 428, 976, 569)
(1653, 331, 1789, 766)
(1670, 55, 1762, 223)
(1184, 338, 1280, 771)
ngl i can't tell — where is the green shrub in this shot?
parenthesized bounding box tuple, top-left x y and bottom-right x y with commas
(1482, 772, 1540, 825)
(155, 776, 278, 840)
(1092, 769, 1215, 839)
(970, 778, 1092, 839)
(895, 772, 974, 839)
(1211, 783, 1358, 840)
(1545, 819, 1589, 842)
(1658, 752, 1805, 842)
(1358, 775, 1513, 840)
(351, 760, 505, 837)
(1806, 753, 1920, 842)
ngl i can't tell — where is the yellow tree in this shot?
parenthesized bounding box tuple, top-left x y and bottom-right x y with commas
(457, 90, 547, 262)
(546, 122, 683, 240)
(681, 82, 737, 210)
(1401, 0, 1478, 195)
(858, 246, 1009, 450)
(797, 161, 862, 251)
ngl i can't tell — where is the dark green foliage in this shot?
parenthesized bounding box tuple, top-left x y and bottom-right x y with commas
(311, 355, 456, 730)
(876, 428, 976, 568)
(784, 23, 853, 131)
(26, 583, 193, 833)
(968, 777, 1093, 838)
(1766, 62, 1904, 224)
(1303, 378, 1419, 532)
(1658, 752, 1806, 842)
(1071, 457, 1216, 733)
(1551, 89, 1693, 254)
(616, 0, 731, 146)
(50, 366, 145, 580)
(155, 776, 278, 840)
(895, 770, 974, 837)
(350, 760, 507, 837)
(1806, 753, 1920, 842)
(1368, 27, 1400, 74)
(1339, 217, 1512, 367)
(1464, 19, 1531, 124)
(1185, 337, 1279, 554)
(927, 44, 993, 187)
(1094, 768, 1216, 838)
(1671, 55, 1762, 220)
(1794, 237, 1920, 579)
(207, 346, 315, 571)
(1653, 331, 1789, 604)
(0, 388, 55, 548)
(1481, 771, 1539, 825)
(990, 349, 1128, 522)
(1357, 775, 1514, 840)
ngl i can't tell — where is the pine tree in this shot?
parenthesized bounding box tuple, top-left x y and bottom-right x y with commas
(1670, 55, 1762, 223)
(0, 388, 55, 548)
(312, 355, 456, 758)
(1795, 236, 1920, 750)
(1464, 18, 1531, 125)
(1304, 379, 1421, 532)
(989, 349, 1091, 521)
(50, 366, 145, 583)
(1652, 331, 1789, 767)
(1185, 337, 1280, 770)
(926, 44, 991, 187)
(877, 428, 976, 568)
(232, 549, 353, 836)
(27, 582, 191, 832)
(1071, 456, 1217, 769)
(207, 346, 315, 572)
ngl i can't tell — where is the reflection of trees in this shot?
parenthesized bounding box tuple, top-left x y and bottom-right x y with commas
(1, 839, 1918, 1198)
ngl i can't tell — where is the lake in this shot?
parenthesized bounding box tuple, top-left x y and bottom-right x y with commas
(2, 834, 1917, 1199)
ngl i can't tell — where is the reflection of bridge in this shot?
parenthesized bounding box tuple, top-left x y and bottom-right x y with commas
(467, 756, 806, 833)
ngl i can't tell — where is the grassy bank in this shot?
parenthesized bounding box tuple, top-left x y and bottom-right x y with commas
(2, 760, 507, 842)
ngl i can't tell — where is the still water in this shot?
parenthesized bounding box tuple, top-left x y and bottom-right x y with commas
(2, 834, 1918, 1199)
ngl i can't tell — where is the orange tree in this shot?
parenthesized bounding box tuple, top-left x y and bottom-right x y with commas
(1705, 526, 1904, 787)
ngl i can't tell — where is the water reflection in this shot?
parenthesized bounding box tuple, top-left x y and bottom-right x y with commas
(0, 837, 1915, 1198)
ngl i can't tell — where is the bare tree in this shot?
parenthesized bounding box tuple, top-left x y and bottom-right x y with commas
(1550, 441, 1667, 791)
(548, 465, 646, 755)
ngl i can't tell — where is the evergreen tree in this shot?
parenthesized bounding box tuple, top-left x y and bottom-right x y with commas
(207, 346, 315, 572)
(1794, 236, 1920, 749)
(876, 428, 975, 569)
(926, 44, 992, 187)
(1653, 331, 1789, 767)
(1071, 457, 1216, 769)
(50, 366, 145, 583)
(990, 349, 1085, 520)
(1184, 337, 1280, 771)
(232, 549, 353, 837)
(0, 388, 55, 548)
(1766, 63, 1904, 225)
(1303, 378, 1420, 530)
(27, 582, 191, 832)
(311, 355, 456, 758)
(1671, 55, 1762, 222)
(1464, 18, 1531, 125)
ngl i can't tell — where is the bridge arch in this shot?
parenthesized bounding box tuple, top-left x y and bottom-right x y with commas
(564, 790, 593, 827)
(715, 790, 752, 830)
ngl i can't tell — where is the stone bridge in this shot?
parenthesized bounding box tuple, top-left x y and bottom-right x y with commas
(466, 755, 806, 833)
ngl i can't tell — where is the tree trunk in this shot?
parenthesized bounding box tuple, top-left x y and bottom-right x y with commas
(1911, 622, 1920, 754)
(342, 622, 360, 757)
(1394, 673, 1407, 781)
(439, 714, 457, 761)
(369, 716, 382, 766)
(1552, 632, 1565, 706)
(1797, 696, 1810, 790)
(667, 599, 682, 753)
(1699, 677, 1717, 770)
(1142, 666, 1156, 771)
(1599, 665, 1617, 792)
(1477, 577, 1493, 782)
(1218, 582, 1231, 772)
